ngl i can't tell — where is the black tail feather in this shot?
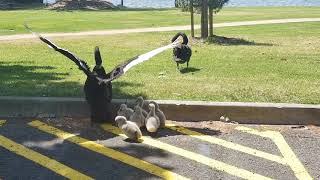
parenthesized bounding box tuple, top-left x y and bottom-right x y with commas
(94, 46, 103, 66)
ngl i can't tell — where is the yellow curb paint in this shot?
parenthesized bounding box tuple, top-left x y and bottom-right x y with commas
(236, 126, 313, 180)
(28, 120, 188, 180)
(0, 135, 93, 180)
(0, 120, 6, 126)
(101, 124, 273, 180)
(166, 124, 286, 165)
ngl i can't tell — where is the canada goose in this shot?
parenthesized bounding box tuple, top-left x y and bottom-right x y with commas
(117, 104, 134, 120)
(171, 32, 192, 69)
(115, 116, 142, 141)
(129, 105, 146, 128)
(149, 101, 166, 128)
(145, 104, 160, 133)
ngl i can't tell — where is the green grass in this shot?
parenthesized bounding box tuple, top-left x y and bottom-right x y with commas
(0, 6, 320, 35)
(0, 22, 319, 104)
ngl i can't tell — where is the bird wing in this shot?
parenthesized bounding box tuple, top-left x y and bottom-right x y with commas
(97, 39, 181, 84)
(24, 24, 92, 77)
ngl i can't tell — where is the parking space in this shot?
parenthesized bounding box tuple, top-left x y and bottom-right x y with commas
(0, 118, 319, 180)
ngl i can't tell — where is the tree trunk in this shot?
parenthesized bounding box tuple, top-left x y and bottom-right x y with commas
(121, 0, 124, 6)
(190, 0, 194, 38)
(201, 0, 208, 39)
(209, 7, 213, 37)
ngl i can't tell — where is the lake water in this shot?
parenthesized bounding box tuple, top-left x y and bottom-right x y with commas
(109, 0, 320, 8)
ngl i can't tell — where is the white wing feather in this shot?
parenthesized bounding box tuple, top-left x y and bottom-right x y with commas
(123, 40, 181, 73)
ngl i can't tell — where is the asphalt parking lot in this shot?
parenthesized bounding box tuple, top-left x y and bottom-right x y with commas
(0, 118, 319, 180)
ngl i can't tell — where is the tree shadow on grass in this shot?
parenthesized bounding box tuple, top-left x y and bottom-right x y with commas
(0, 61, 147, 98)
(207, 35, 274, 46)
(0, 61, 74, 96)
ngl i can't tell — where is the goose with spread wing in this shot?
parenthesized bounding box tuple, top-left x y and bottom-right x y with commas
(24, 24, 183, 123)
(24, 24, 182, 83)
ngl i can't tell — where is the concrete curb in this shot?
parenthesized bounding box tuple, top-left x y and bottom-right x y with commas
(0, 96, 319, 125)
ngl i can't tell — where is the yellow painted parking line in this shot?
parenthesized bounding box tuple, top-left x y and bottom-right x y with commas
(166, 124, 286, 165)
(0, 135, 93, 180)
(0, 120, 6, 126)
(236, 126, 272, 138)
(236, 126, 313, 180)
(101, 124, 274, 180)
(28, 120, 188, 180)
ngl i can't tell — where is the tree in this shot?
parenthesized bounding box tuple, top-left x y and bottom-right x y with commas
(175, 0, 229, 39)
(200, 0, 208, 39)
(190, 0, 194, 37)
(208, 0, 229, 37)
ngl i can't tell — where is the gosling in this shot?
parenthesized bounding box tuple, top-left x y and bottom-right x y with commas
(130, 105, 146, 128)
(115, 116, 142, 141)
(145, 104, 160, 133)
(117, 104, 134, 120)
(149, 101, 166, 128)
(135, 96, 148, 117)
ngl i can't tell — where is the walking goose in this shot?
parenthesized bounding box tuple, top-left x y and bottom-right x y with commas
(171, 32, 192, 68)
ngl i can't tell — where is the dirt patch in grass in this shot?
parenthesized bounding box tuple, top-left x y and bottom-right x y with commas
(47, 0, 116, 10)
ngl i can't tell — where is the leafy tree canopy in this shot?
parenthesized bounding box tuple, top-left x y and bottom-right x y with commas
(175, 0, 229, 13)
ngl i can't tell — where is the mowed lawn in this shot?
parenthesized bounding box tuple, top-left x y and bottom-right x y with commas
(0, 22, 319, 104)
(0, 6, 320, 35)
